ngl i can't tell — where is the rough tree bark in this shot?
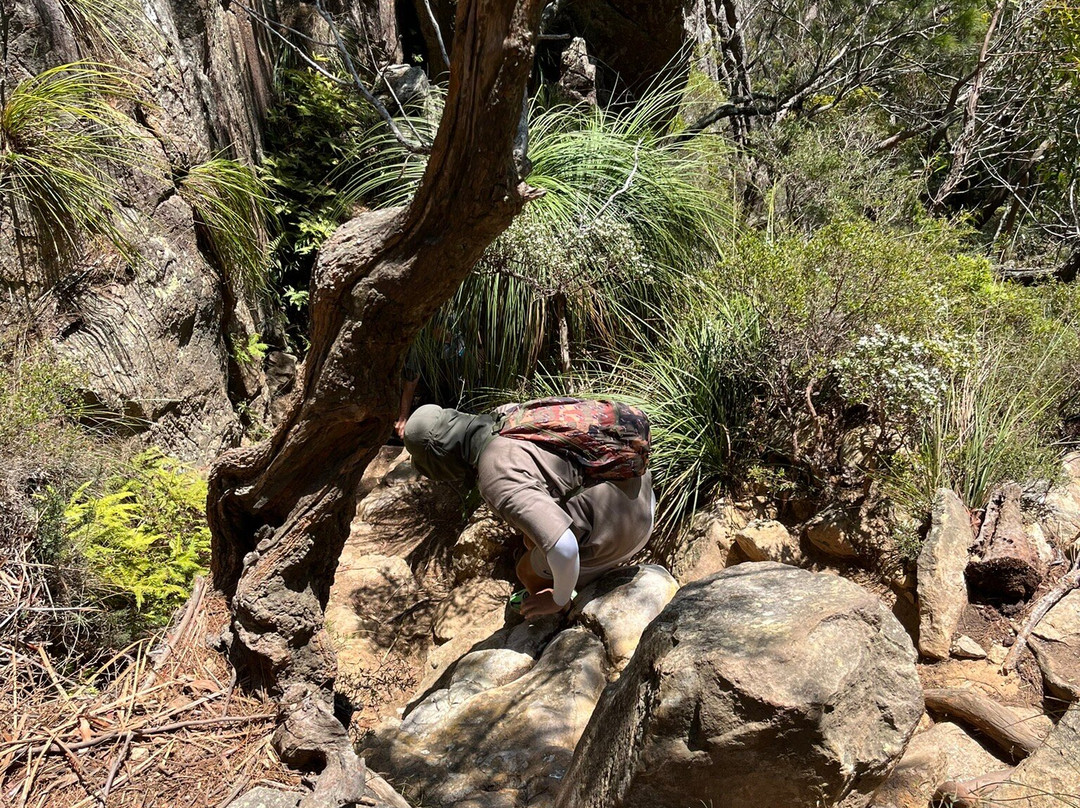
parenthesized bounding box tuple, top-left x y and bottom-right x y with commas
(205, 0, 545, 803)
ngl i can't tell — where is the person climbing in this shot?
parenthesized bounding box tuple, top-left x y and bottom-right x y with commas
(402, 399, 655, 619)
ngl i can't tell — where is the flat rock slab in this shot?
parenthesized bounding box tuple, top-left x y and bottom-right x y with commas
(229, 787, 301, 808)
(366, 627, 607, 808)
(557, 563, 924, 808)
(918, 489, 972, 660)
(1030, 588, 1080, 702)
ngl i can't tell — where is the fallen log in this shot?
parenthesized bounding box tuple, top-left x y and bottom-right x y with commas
(922, 688, 1044, 762)
(966, 484, 1044, 603)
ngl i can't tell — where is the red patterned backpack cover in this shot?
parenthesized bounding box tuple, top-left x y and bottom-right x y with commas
(496, 397, 651, 480)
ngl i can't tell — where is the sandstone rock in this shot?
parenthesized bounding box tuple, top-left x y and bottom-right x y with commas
(987, 643, 1009, 666)
(668, 498, 754, 583)
(869, 721, 1007, 808)
(733, 519, 804, 565)
(557, 563, 924, 808)
(988, 703, 1080, 807)
(1030, 589, 1080, 702)
(917, 489, 972, 660)
(452, 507, 516, 584)
(805, 505, 863, 559)
(576, 564, 678, 671)
(951, 634, 987, 660)
(367, 627, 607, 808)
(1037, 452, 1080, 551)
(433, 578, 513, 644)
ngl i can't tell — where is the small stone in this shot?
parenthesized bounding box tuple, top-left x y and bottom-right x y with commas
(228, 786, 300, 808)
(951, 634, 987, 660)
(986, 643, 1009, 665)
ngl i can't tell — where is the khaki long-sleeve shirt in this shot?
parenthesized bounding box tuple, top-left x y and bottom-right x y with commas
(476, 436, 654, 570)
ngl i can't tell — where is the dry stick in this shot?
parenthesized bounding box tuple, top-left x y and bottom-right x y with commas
(17, 713, 276, 759)
(934, 768, 1015, 808)
(923, 688, 1044, 762)
(140, 577, 206, 692)
(100, 731, 133, 804)
(1002, 553, 1080, 674)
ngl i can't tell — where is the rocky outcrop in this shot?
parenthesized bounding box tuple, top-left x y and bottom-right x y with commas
(1030, 589, 1080, 702)
(364, 565, 679, 807)
(556, 563, 923, 808)
(6, 0, 278, 462)
(917, 489, 972, 660)
(327, 453, 467, 723)
(733, 518, 804, 565)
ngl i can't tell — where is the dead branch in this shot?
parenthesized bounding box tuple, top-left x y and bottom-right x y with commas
(1002, 553, 1080, 674)
(923, 688, 1045, 762)
(933, 768, 1014, 808)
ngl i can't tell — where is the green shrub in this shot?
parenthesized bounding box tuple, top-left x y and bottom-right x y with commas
(0, 347, 96, 480)
(63, 449, 210, 631)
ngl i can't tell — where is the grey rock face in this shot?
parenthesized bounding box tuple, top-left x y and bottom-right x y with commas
(8, 0, 277, 463)
(917, 489, 972, 660)
(556, 563, 924, 808)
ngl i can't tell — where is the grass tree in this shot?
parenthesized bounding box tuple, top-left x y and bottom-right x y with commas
(0, 61, 147, 287)
(343, 86, 731, 400)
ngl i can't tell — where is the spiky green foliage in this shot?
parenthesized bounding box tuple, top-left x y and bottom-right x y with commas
(0, 61, 147, 277)
(178, 158, 272, 298)
(63, 449, 210, 631)
(342, 88, 731, 400)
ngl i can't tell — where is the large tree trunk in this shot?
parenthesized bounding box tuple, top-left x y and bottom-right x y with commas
(205, 0, 545, 803)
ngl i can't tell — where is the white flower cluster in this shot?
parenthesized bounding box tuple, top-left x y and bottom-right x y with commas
(832, 326, 960, 419)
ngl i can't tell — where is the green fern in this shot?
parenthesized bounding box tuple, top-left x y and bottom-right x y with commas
(63, 449, 210, 629)
(0, 61, 149, 278)
(178, 158, 273, 299)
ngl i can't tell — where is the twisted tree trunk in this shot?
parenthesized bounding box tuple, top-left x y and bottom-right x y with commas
(205, 0, 545, 802)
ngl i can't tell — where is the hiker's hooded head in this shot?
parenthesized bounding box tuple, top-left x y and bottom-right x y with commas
(403, 405, 497, 484)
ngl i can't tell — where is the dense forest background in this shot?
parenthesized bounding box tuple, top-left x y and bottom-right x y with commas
(3, 0, 1080, 802)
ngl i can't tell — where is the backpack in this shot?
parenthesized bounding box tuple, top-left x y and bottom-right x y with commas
(496, 397, 651, 481)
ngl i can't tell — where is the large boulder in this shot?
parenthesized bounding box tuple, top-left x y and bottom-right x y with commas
(556, 563, 924, 808)
(365, 564, 679, 807)
(917, 489, 972, 660)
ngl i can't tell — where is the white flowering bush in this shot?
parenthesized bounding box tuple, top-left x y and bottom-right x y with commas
(832, 327, 963, 423)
